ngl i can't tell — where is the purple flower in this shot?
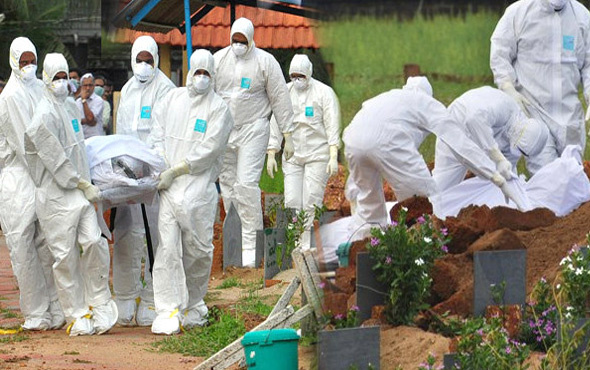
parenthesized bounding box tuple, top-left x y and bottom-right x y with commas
(370, 237, 379, 247)
(334, 313, 344, 320)
(350, 305, 359, 312)
(505, 346, 511, 354)
(292, 216, 298, 223)
(476, 329, 484, 336)
(318, 281, 326, 289)
(441, 245, 449, 253)
(417, 216, 426, 224)
(385, 256, 392, 264)
(441, 228, 448, 236)
(390, 220, 398, 226)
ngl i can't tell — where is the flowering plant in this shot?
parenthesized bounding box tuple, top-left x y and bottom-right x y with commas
(455, 316, 530, 370)
(366, 208, 449, 325)
(559, 240, 590, 319)
(519, 277, 558, 351)
(322, 306, 360, 330)
(277, 208, 309, 269)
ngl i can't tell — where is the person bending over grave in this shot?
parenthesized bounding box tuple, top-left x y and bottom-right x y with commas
(343, 76, 526, 238)
(147, 50, 233, 335)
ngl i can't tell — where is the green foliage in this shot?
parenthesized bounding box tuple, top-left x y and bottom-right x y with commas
(236, 292, 273, 317)
(321, 306, 360, 330)
(0, 332, 28, 344)
(277, 209, 309, 269)
(559, 241, 590, 318)
(260, 154, 284, 194)
(367, 208, 450, 325)
(153, 306, 246, 358)
(418, 353, 441, 370)
(518, 277, 558, 352)
(217, 277, 240, 290)
(490, 280, 507, 306)
(455, 316, 530, 370)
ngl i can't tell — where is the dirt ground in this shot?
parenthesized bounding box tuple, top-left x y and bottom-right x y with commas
(3, 162, 590, 369)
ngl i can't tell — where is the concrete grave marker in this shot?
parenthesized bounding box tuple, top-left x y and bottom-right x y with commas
(473, 249, 526, 316)
(443, 353, 457, 369)
(318, 326, 380, 370)
(263, 228, 290, 286)
(255, 229, 264, 268)
(356, 252, 388, 322)
(223, 203, 242, 269)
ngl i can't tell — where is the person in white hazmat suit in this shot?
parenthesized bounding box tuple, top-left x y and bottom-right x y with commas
(267, 54, 340, 249)
(490, 0, 590, 174)
(214, 17, 295, 267)
(433, 86, 549, 192)
(0, 37, 65, 331)
(24, 53, 117, 336)
(343, 77, 525, 235)
(148, 49, 233, 335)
(113, 35, 175, 326)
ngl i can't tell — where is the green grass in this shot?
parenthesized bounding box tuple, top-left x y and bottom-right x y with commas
(153, 307, 246, 358)
(216, 277, 240, 289)
(236, 293, 274, 317)
(0, 333, 28, 344)
(259, 154, 284, 193)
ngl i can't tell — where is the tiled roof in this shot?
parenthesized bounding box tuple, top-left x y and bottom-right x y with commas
(113, 4, 319, 49)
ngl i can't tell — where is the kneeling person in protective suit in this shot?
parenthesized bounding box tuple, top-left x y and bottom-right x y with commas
(147, 49, 234, 335)
(343, 77, 525, 236)
(25, 53, 117, 336)
(267, 54, 341, 249)
(433, 86, 549, 192)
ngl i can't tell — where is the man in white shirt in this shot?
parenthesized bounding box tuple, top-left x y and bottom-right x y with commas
(76, 73, 104, 138)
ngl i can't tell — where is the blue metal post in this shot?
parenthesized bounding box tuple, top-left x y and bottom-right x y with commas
(130, 0, 162, 27)
(184, 0, 192, 70)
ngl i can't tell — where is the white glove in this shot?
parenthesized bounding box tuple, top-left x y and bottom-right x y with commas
(585, 95, 590, 121)
(489, 147, 514, 180)
(326, 145, 339, 176)
(283, 132, 294, 161)
(77, 179, 101, 203)
(500, 181, 527, 211)
(499, 81, 531, 117)
(266, 150, 278, 179)
(157, 161, 190, 190)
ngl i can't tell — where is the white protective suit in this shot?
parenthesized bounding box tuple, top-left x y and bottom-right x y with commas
(433, 86, 549, 191)
(343, 77, 518, 236)
(214, 17, 295, 267)
(0, 37, 64, 331)
(268, 54, 340, 248)
(148, 49, 233, 335)
(24, 53, 117, 336)
(113, 36, 175, 326)
(490, 0, 590, 173)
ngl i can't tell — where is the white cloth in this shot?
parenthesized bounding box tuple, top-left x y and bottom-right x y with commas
(110, 35, 175, 325)
(214, 17, 294, 265)
(268, 54, 341, 242)
(76, 93, 104, 138)
(433, 86, 547, 191)
(147, 50, 233, 324)
(343, 85, 499, 229)
(102, 100, 111, 134)
(433, 145, 590, 218)
(0, 37, 58, 328)
(490, 0, 590, 173)
(24, 53, 113, 325)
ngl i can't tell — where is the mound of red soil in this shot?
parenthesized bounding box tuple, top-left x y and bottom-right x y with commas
(389, 196, 433, 224)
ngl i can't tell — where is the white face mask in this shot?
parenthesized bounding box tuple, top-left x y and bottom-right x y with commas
(292, 77, 309, 91)
(20, 64, 37, 83)
(232, 43, 248, 57)
(133, 62, 154, 83)
(192, 74, 211, 94)
(549, 0, 567, 10)
(50, 79, 69, 98)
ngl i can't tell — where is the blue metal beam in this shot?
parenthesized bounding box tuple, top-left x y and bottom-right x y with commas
(130, 0, 163, 27)
(184, 0, 192, 69)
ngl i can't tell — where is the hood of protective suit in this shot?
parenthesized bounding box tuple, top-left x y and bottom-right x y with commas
(42, 53, 69, 102)
(547, 0, 569, 11)
(230, 17, 255, 52)
(131, 36, 159, 84)
(186, 49, 215, 97)
(508, 115, 549, 157)
(402, 76, 433, 97)
(289, 54, 313, 78)
(9, 37, 38, 84)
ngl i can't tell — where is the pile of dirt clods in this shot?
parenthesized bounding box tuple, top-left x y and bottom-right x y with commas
(324, 195, 590, 319)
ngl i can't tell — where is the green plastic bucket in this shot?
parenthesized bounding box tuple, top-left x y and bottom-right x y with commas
(241, 328, 300, 369)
